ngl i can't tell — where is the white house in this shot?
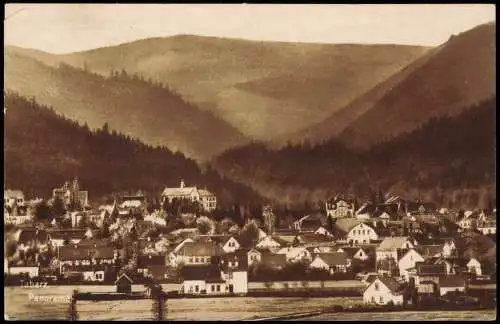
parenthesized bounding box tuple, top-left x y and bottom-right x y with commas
(325, 196, 355, 219)
(314, 226, 333, 237)
(309, 252, 351, 273)
(161, 180, 217, 212)
(180, 265, 226, 295)
(376, 237, 415, 261)
(222, 236, 241, 253)
(247, 248, 262, 266)
(477, 219, 496, 235)
(334, 219, 378, 245)
(363, 277, 406, 305)
(9, 266, 39, 278)
(467, 258, 482, 276)
(220, 253, 248, 294)
(256, 236, 282, 251)
(398, 249, 424, 282)
(277, 247, 312, 263)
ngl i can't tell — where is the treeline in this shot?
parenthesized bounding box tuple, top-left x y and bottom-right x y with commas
(213, 97, 496, 210)
(4, 92, 261, 208)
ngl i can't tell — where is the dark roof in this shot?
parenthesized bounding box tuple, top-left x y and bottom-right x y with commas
(178, 242, 224, 257)
(181, 264, 224, 282)
(416, 262, 447, 275)
(220, 251, 249, 271)
(17, 229, 49, 244)
(378, 277, 407, 294)
(63, 265, 108, 272)
(295, 233, 333, 245)
(396, 248, 410, 261)
(315, 252, 349, 266)
(334, 218, 364, 234)
(59, 245, 115, 261)
(340, 247, 362, 258)
(439, 275, 465, 288)
(48, 229, 87, 241)
(137, 255, 166, 268)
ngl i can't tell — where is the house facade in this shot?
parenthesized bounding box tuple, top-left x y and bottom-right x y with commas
(363, 277, 406, 305)
(309, 252, 351, 274)
(161, 180, 217, 212)
(325, 196, 355, 219)
(376, 237, 415, 261)
(398, 249, 424, 282)
(467, 258, 482, 276)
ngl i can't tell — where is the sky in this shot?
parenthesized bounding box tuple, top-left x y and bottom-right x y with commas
(4, 4, 496, 54)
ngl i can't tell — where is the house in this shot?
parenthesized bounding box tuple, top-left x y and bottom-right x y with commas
(414, 262, 447, 286)
(161, 180, 216, 212)
(277, 246, 312, 263)
(256, 236, 285, 251)
(4, 189, 26, 209)
(64, 265, 106, 282)
(314, 226, 333, 237)
(220, 251, 248, 294)
(397, 249, 425, 282)
(325, 195, 355, 219)
(115, 273, 133, 294)
(8, 265, 39, 278)
(247, 249, 287, 270)
(309, 252, 351, 274)
(175, 242, 224, 266)
(376, 237, 415, 261)
(58, 244, 116, 271)
(15, 228, 50, 252)
(48, 229, 88, 247)
(52, 178, 89, 208)
(439, 275, 466, 296)
(442, 239, 457, 258)
(180, 264, 226, 295)
(333, 219, 378, 245)
(363, 277, 407, 305)
(477, 219, 496, 235)
(467, 258, 482, 276)
(337, 247, 371, 262)
(219, 236, 240, 253)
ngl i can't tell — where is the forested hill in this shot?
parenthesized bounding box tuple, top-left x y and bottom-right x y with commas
(212, 97, 496, 209)
(4, 92, 262, 207)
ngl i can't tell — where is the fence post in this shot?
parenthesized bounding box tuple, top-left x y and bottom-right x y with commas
(68, 290, 78, 321)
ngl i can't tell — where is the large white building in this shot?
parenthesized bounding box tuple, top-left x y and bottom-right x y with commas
(161, 180, 217, 212)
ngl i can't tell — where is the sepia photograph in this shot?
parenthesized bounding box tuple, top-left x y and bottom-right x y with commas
(3, 3, 496, 321)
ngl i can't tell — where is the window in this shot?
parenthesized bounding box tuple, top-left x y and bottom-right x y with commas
(371, 296, 375, 303)
(374, 283, 379, 291)
(211, 285, 215, 292)
(195, 285, 199, 292)
(216, 285, 221, 292)
(196, 257, 200, 263)
(189, 257, 194, 263)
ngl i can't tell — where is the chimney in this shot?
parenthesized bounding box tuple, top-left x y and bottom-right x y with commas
(180, 179, 185, 188)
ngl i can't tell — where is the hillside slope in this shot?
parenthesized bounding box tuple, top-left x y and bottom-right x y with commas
(4, 51, 249, 160)
(212, 97, 496, 208)
(336, 22, 496, 150)
(4, 92, 262, 207)
(6, 35, 430, 141)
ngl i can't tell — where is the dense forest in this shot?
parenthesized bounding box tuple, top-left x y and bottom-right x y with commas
(4, 92, 262, 208)
(213, 97, 496, 209)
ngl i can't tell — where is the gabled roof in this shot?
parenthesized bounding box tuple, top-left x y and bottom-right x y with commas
(162, 187, 197, 197)
(314, 252, 349, 266)
(115, 273, 134, 284)
(17, 228, 49, 244)
(198, 189, 215, 197)
(377, 236, 412, 251)
(334, 218, 364, 234)
(377, 277, 407, 294)
(180, 264, 223, 282)
(178, 242, 224, 257)
(416, 262, 447, 275)
(59, 245, 115, 261)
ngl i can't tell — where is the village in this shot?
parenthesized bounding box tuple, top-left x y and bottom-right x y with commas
(3, 178, 497, 308)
